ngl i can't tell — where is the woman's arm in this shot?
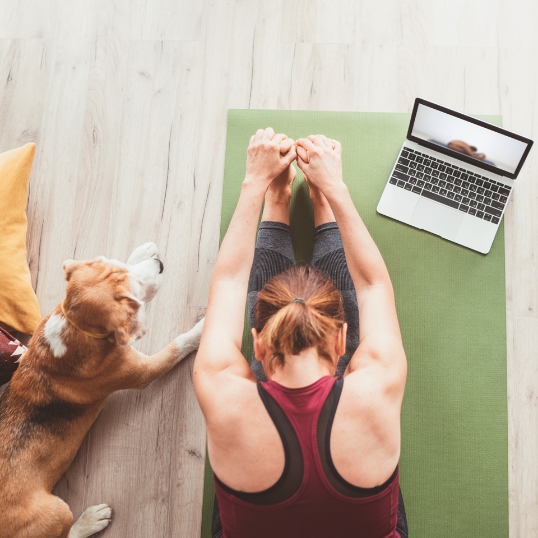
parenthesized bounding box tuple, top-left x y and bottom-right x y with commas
(194, 129, 297, 389)
(296, 136, 406, 389)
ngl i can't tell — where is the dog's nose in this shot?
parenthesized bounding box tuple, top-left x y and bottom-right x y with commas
(156, 258, 164, 273)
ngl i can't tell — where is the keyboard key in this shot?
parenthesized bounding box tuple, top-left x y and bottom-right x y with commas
(404, 183, 412, 190)
(401, 151, 410, 158)
(412, 186, 422, 194)
(431, 162, 439, 169)
(475, 179, 484, 186)
(453, 170, 461, 178)
(440, 188, 448, 196)
(455, 194, 463, 202)
(397, 180, 406, 187)
(477, 203, 485, 210)
(447, 168, 454, 176)
(432, 170, 440, 178)
(490, 184, 499, 192)
(462, 181, 470, 189)
(453, 186, 461, 194)
(469, 192, 477, 200)
(418, 164, 425, 172)
(476, 210, 484, 218)
(483, 182, 492, 189)
(500, 195, 507, 203)
(393, 170, 410, 182)
(410, 162, 417, 169)
(491, 200, 504, 210)
(447, 191, 455, 199)
(424, 183, 432, 190)
(492, 192, 500, 200)
(398, 157, 410, 166)
(461, 173, 469, 180)
(432, 185, 440, 193)
(395, 164, 408, 173)
(462, 197, 470, 205)
(409, 176, 417, 185)
(424, 160, 432, 166)
(439, 180, 447, 188)
(476, 195, 484, 202)
(421, 189, 460, 209)
(425, 167, 432, 174)
(408, 154, 416, 161)
(460, 204, 469, 212)
(499, 187, 510, 196)
(470, 200, 478, 208)
(431, 177, 439, 185)
(439, 172, 446, 179)
(485, 206, 502, 217)
(477, 187, 485, 194)
(492, 216, 500, 224)
(455, 179, 462, 186)
(461, 189, 469, 196)
(484, 213, 492, 222)
(416, 157, 424, 164)
(417, 171, 425, 179)
(469, 185, 477, 192)
(468, 208, 477, 215)
(438, 165, 446, 172)
(389, 177, 398, 185)
(417, 180, 425, 187)
(484, 197, 492, 205)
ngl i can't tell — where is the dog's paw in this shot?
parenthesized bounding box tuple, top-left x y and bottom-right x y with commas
(127, 242, 159, 266)
(175, 317, 205, 361)
(70, 504, 112, 538)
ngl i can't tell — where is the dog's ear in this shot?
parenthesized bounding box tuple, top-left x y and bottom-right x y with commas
(63, 259, 82, 282)
(112, 294, 143, 347)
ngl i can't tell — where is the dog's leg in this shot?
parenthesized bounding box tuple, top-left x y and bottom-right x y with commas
(68, 504, 112, 538)
(126, 242, 158, 266)
(114, 317, 205, 390)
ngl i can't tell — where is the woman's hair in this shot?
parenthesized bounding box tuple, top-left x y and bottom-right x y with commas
(255, 266, 345, 376)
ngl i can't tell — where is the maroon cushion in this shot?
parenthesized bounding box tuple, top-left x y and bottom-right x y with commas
(0, 325, 27, 385)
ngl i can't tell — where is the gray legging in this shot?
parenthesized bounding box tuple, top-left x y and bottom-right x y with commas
(212, 221, 409, 538)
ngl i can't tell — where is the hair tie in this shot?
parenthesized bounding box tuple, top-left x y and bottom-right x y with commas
(291, 298, 306, 304)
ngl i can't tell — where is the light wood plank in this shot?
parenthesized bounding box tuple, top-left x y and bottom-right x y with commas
(509, 317, 538, 537)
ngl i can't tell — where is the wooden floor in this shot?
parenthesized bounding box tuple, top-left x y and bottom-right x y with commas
(1, 0, 537, 536)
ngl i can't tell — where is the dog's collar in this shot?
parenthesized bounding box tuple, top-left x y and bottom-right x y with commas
(60, 302, 111, 339)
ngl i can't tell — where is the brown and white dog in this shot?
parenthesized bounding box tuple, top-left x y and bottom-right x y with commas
(0, 242, 204, 538)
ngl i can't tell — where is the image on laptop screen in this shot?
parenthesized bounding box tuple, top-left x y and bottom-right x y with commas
(411, 103, 528, 174)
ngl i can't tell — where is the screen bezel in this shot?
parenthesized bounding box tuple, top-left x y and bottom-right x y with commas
(407, 98, 533, 179)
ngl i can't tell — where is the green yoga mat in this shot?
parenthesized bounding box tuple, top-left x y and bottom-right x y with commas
(201, 110, 508, 538)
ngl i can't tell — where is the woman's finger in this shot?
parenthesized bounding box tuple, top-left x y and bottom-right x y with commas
(296, 144, 309, 163)
(317, 135, 333, 150)
(279, 137, 294, 154)
(332, 139, 342, 156)
(263, 127, 275, 140)
(255, 128, 265, 140)
(296, 138, 316, 152)
(249, 135, 255, 145)
(282, 144, 297, 165)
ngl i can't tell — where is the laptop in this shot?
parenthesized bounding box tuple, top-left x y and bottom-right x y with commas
(377, 98, 533, 253)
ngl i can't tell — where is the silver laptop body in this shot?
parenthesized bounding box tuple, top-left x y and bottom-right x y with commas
(377, 98, 533, 254)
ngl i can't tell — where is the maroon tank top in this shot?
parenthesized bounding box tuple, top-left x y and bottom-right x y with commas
(214, 375, 401, 538)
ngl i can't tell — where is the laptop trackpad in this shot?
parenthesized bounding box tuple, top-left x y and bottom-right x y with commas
(410, 198, 464, 240)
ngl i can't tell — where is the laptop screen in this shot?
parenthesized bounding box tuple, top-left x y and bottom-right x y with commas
(408, 99, 533, 178)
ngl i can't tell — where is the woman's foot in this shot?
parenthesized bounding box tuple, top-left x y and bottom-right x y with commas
(305, 175, 336, 227)
(261, 163, 296, 225)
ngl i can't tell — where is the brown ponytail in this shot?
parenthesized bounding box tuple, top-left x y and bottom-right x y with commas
(255, 266, 345, 376)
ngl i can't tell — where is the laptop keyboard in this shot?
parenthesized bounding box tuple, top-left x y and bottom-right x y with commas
(389, 148, 511, 224)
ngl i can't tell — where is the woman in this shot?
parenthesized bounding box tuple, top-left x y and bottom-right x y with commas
(194, 128, 409, 538)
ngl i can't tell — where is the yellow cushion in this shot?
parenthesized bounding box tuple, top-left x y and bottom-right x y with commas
(0, 143, 41, 335)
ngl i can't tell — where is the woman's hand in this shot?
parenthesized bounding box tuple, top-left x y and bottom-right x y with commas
(245, 127, 297, 189)
(296, 135, 343, 194)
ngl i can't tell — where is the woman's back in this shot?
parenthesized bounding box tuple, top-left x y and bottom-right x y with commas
(213, 376, 400, 538)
